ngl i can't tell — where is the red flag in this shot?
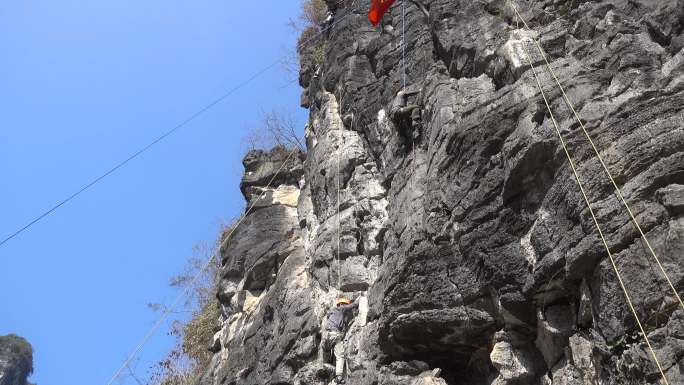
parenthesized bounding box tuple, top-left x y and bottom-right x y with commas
(368, 0, 397, 26)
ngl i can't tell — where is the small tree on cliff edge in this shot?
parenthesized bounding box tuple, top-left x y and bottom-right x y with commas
(281, 0, 328, 75)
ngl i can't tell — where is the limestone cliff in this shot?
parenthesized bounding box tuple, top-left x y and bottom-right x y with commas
(200, 0, 684, 384)
(0, 335, 33, 385)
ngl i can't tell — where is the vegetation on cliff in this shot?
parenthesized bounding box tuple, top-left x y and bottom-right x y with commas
(0, 334, 34, 385)
(146, 240, 222, 385)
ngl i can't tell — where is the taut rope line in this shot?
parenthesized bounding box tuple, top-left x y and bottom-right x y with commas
(337, 116, 343, 292)
(510, 0, 684, 314)
(520, 41, 669, 385)
(511, 3, 669, 382)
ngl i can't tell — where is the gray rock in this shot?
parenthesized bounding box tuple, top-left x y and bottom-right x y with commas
(577, 280, 593, 328)
(618, 311, 684, 383)
(548, 358, 584, 385)
(657, 184, 684, 215)
(200, 1, 684, 384)
(566, 333, 600, 385)
(490, 339, 535, 384)
(0, 335, 33, 385)
(536, 304, 574, 368)
(411, 369, 448, 385)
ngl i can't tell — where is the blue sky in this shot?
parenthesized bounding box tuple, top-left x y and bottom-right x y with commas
(0, 1, 306, 384)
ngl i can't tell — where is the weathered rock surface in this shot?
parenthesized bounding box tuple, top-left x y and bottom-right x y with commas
(0, 335, 33, 385)
(200, 0, 684, 384)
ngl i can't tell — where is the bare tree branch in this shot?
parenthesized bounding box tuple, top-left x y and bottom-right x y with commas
(240, 110, 305, 154)
(262, 110, 305, 151)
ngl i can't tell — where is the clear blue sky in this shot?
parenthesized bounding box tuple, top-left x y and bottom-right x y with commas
(0, 1, 305, 384)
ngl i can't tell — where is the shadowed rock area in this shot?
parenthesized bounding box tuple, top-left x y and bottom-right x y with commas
(199, 0, 684, 384)
(0, 335, 33, 385)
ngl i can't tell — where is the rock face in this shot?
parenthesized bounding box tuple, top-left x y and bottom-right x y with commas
(200, 0, 684, 384)
(0, 335, 33, 385)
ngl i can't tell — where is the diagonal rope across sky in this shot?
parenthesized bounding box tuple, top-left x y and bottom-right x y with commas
(0, 3, 362, 249)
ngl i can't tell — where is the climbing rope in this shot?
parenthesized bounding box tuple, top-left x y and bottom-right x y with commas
(519, 37, 669, 385)
(0, 1, 364, 250)
(337, 116, 343, 292)
(510, 4, 670, 383)
(510, 0, 684, 315)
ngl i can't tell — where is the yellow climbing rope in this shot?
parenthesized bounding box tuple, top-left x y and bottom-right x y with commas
(510, 0, 684, 317)
(519, 37, 670, 385)
(509, 2, 670, 383)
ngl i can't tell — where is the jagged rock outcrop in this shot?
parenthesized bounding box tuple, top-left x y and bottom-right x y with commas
(0, 335, 33, 385)
(201, 0, 684, 384)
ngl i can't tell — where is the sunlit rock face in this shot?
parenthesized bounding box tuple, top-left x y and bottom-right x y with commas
(200, 1, 684, 384)
(0, 335, 33, 385)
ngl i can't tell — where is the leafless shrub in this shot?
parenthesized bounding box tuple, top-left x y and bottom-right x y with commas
(289, 0, 328, 35)
(302, 0, 329, 27)
(241, 110, 304, 153)
(297, 26, 320, 53)
(262, 110, 304, 150)
(146, 220, 235, 385)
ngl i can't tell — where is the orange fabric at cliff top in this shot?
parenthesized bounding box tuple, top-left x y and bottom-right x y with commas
(368, 0, 397, 26)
